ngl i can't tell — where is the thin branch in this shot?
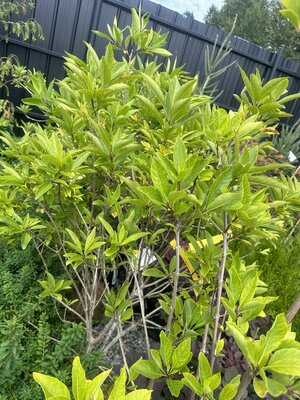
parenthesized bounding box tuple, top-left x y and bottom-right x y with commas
(286, 293, 300, 324)
(166, 221, 181, 333)
(210, 212, 228, 369)
(103, 321, 136, 354)
(74, 202, 90, 233)
(284, 215, 300, 243)
(131, 260, 151, 358)
(91, 318, 115, 347)
(234, 368, 254, 400)
(51, 294, 86, 323)
(32, 237, 48, 272)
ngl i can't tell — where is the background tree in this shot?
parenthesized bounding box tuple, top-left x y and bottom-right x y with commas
(205, 0, 300, 59)
(183, 10, 194, 18)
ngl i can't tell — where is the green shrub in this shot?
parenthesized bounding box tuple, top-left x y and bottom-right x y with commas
(0, 241, 103, 399)
(3, 7, 300, 400)
(242, 231, 300, 336)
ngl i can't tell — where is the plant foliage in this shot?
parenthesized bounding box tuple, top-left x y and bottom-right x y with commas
(1, 8, 300, 399)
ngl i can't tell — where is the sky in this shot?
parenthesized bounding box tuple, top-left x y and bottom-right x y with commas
(151, 0, 224, 22)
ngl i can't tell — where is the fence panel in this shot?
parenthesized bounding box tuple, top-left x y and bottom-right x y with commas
(1, 0, 300, 125)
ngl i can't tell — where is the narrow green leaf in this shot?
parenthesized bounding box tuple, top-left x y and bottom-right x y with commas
(207, 192, 243, 212)
(84, 228, 96, 255)
(226, 322, 255, 366)
(151, 158, 169, 193)
(142, 268, 165, 278)
(21, 232, 31, 250)
(173, 137, 187, 172)
(35, 182, 53, 200)
(108, 367, 126, 400)
(140, 72, 165, 104)
(207, 168, 232, 204)
(198, 353, 212, 384)
(182, 373, 203, 396)
(121, 232, 148, 246)
(72, 357, 87, 400)
(160, 331, 174, 369)
(98, 217, 115, 237)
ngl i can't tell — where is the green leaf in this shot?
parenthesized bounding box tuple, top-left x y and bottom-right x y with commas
(98, 217, 115, 237)
(65, 229, 82, 252)
(266, 348, 300, 376)
(204, 373, 221, 392)
(167, 379, 183, 397)
(219, 375, 241, 400)
(21, 232, 31, 250)
(173, 137, 187, 172)
(249, 175, 289, 190)
(156, 154, 177, 183)
(131, 8, 141, 36)
(207, 168, 232, 204)
(33, 372, 71, 400)
(280, 8, 300, 30)
(116, 283, 129, 307)
(130, 359, 164, 379)
(136, 94, 164, 125)
(216, 339, 224, 355)
(258, 314, 288, 363)
(151, 48, 172, 56)
(198, 353, 212, 383)
(84, 228, 96, 254)
(266, 377, 287, 397)
(35, 182, 53, 200)
(142, 268, 165, 278)
(226, 322, 255, 366)
(207, 192, 243, 212)
(160, 331, 174, 369)
(125, 390, 152, 400)
(108, 367, 126, 400)
(253, 377, 267, 398)
(72, 151, 90, 171)
(121, 307, 133, 322)
(183, 299, 196, 327)
(138, 187, 164, 206)
(140, 72, 165, 104)
(151, 158, 169, 193)
(121, 232, 148, 246)
(72, 357, 87, 400)
(171, 338, 192, 371)
(182, 373, 203, 396)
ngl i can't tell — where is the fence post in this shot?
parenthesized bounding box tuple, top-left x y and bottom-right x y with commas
(269, 45, 285, 80)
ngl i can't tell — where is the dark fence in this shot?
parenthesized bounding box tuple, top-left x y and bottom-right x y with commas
(2, 0, 300, 125)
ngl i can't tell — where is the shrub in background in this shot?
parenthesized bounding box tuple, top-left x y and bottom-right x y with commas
(242, 230, 300, 337)
(0, 240, 103, 400)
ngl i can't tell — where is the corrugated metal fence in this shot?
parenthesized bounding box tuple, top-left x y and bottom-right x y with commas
(1, 0, 300, 125)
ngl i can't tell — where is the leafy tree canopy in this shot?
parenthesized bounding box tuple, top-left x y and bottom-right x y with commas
(205, 0, 300, 59)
